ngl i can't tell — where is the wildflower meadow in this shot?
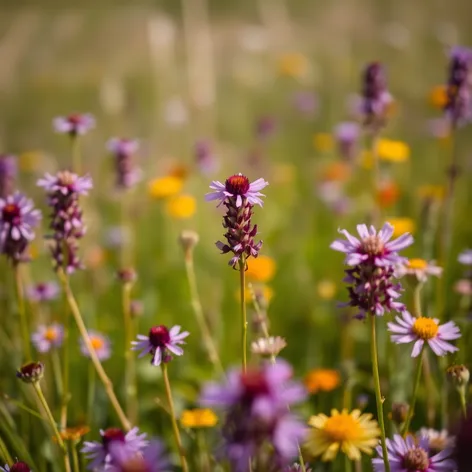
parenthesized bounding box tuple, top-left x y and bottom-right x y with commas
(1, 2, 472, 471)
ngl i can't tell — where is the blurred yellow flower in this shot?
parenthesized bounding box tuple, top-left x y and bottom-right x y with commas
(386, 217, 416, 237)
(317, 280, 337, 300)
(148, 176, 183, 199)
(322, 162, 351, 182)
(429, 85, 448, 108)
(246, 256, 276, 283)
(166, 194, 196, 219)
(377, 139, 410, 162)
(407, 258, 428, 270)
(59, 426, 90, 441)
(418, 185, 445, 201)
(28, 241, 40, 260)
(272, 163, 297, 185)
(304, 369, 340, 394)
(19, 151, 42, 172)
(277, 52, 308, 79)
(313, 133, 334, 152)
(240, 284, 274, 305)
(169, 164, 190, 180)
(376, 181, 400, 208)
(181, 409, 218, 428)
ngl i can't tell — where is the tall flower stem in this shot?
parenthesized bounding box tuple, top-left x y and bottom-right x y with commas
(402, 346, 425, 436)
(57, 270, 131, 431)
(71, 136, 81, 174)
(86, 362, 95, 426)
(459, 388, 467, 418)
(183, 248, 224, 375)
(161, 364, 188, 472)
(14, 265, 31, 361)
(344, 453, 352, 472)
(60, 296, 70, 431)
(239, 256, 248, 372)
(0, 436, 12, 465)
(71, 442, 80, 472)
(32, 381, 71, 472)
(368, 133, 381, 226)
(51, 349, 63, 400)
(370, 315, 390, 472)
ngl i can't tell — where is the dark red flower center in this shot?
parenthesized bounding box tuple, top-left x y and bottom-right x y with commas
(149, 325, 170, 348)
(19, 362, 43, 377)
(101, 428, 126, 447)
(2, 203, 20, 223)
(68, 114, 83, 125)
(36, 283, 47, 293)
(241, 370, 270, 402)
(225, 174, 250, 195)
(402, 448, 429, 471)
(10, 462, 31, 472)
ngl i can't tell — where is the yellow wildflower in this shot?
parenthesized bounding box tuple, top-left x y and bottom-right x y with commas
(181, 409, 218, 428)
(313, 133, 334, 153)
(58, 426, 90, 441)
(304, 369, 340, 394)
(277, 53, 308, 79)
(429, 85, 448, 108)
(387, 217, 416, 237)
(317, 280, 337, 300)
(148, 176, 183, 199)
(166, 194, 196, 219)
(377, 139, 410, 162)
(246, 256, 276, 283)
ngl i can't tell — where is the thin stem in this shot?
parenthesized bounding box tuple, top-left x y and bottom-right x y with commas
(71, 442, 80, 472)
(87, 363, 96, 426)
(239, 257, 248, 372)
(60, 288, 70, 431)
(71, 136, 81, 174)
(0, 436, 12, 465)
(51, 349, 63, 400)
(344, 453, 352, 472)
(57, 270, 131, 431)
(412, 285, 423, 318)
(184, 250, 224, 375)
(32, 382, 71, 472)
(161, 364, 188, 472)
(370, 315, 390, 472)
(14, 265, 31, 361)
(459, 388, 467, 418)
(369, 133, 381, 226)
(402, 346, 425, 436)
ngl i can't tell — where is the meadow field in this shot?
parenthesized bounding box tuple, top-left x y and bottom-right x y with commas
(0, 1, 471, 471)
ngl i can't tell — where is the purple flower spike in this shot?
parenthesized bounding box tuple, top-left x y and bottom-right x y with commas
(131, 325, 189, 366)
(372, 434, 457, 472)
(0, 154, 17, 199)
(0, 192, 41, 264)
(107, 138, 142, 190)
(26, 281, 60, 302)
(53, 113, 95, 136)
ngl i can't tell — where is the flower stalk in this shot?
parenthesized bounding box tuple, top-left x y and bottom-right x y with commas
(239, 257, 248, 372)
(14, 265, 31, 361)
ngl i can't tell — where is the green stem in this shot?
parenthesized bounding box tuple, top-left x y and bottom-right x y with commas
(51, 349, 63, 400)
(161, 364, 188, 472)
(71, 136, 81, 174)
(344, 453, 352, 472)
(459, 387, 467, 419)
(238, 257, 248, 371)
(370, 315, 390, 472)
(369, 133, 381, 226)
(71, 442, 80, 472)
(402, 346, 425, 436)
(0, 436, 12, 465)
(412, 285, 423, 318)
(87, 363, 95, 426)
(14, 265, 31, 361)
(60, 288, 70, 431)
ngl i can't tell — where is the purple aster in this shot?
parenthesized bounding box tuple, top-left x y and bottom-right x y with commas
(195, 139, 219, 175)
(0, 462, 32, 472)
(31, 323, 64, 352)
(107, 138, 142, 190)
(108, 439, 170, 472)
(81, 427, 148, 471)
(334, 122, 360, 161)
(131, 325, 189, 366)
(200, 360, 307, 471)
(372, 434, 457, 472)
(25, 281, 60, 302)
(458, 249, 472, 265)
(0, 192, 41, 264)
(80, 331, 112, 361)
(53, 113, 95, 136)
(388, 311, 460, 357)
(0, 154, 17, 198)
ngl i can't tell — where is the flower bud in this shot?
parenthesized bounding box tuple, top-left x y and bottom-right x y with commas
(16, 361, 44, 383)
(116, 268, 137, 285)
(446, 364, 470, 387)
(179, 230, 199, 255)
(390, 402, 409, 426)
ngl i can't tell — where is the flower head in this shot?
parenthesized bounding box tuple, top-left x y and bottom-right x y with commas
(132, 325, 189, 366)
(148, 176, 183, 199)
(0, 192, 41, 264)
(304, 369, 341, 395)
(81, 427, 148, 470)
(26, 281, 60, 302)
(395, 259, 443, 284)
(32, 323, 64, 352)
(388, 312, 460, 357)
(53, 113, 95, 136)
(251, 336, 287, 357)
(306, 409, 380, 462)
(372, 434, 457, 471)
(165, 194, 196, 219)
(0, 154, 17, 198)
(80, 331, 111, 361)
(417, 428, 455, 454)
(17, 361, 45, 383)
(107, 138, 142, 190)
(0, 462, 32, 472)
(181, 409, 218, 428)
(59, 425, 91, 442)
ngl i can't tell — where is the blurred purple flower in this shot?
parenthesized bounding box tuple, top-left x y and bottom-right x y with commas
(195, 139, 219, 175)
(108, 439, 170, 472)
(53, 113, 95, 136)
(0, 154, 17, 199)
(31, 323, 64, 352)
(107, 138, 142, 190)
(132, 325, 189, 366)
(255, 116, 277, 141)
(292, 91, 318, 117)
(458, 249, 472, 265)
(334, 122, 360, 161)
(80, 331, 111, 361)
(26, 281, 60, 302)
(426, 117, 451, 139)
(0, 192, 41, 264)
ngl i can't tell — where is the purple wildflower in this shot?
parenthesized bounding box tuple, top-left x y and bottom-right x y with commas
(292, 91, 318, 117)
(131, 325, 189, 366)
(388, 312, 460, 357)
(25, 281, 60, 302)
(107, 138, 142, 190)
(53, 113, 95, 136)
(195, 139, 219, 175)
(285, 464, 312, 472)
(37, 171, 92, 273)
(108, 439, 170, 472)
(331, 223, 413, 318)
(80, 331, 111, 361)
(31, 323, 64, 352)
(0, 462, 32, 472)
(458, 249, 472, 265)
(0, 192, 41, 264)
(0, 154, 17, 198)
(372, 434, 457, 472)
(334, 122, 360, 161)
(255, 116, 277, 141)
(81, 427, 148, 471)
(200, 360, 307, 471)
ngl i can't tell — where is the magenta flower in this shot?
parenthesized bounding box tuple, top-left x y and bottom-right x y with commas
(80, 331, 111, 361)
(81, 427, 148, 470)
(31, 323, 64, 353)
(388, 311, 460, 357)
(205, 174, 268, 208)
(25, 281, 60, 302)
(106, 138, 142, 189)
(53, 113, 95, 136)
(0, 154, 17, 199)
(131, 325, 189, 366)
(372, 434, 456, 472)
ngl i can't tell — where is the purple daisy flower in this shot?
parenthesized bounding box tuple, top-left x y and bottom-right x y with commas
(31, 323, 64, 352)
(80, 331, 112, 361)
(0, 192, 41, 264)
(25, 281, 60, 302)
(53, 113, 95, 136)
(372, 434, 457, 472)
(106, 138, 142, 189)
(458, 249, 472, 266)
(388, 311, 461, 357)
(108, 439, 170, 472)
(205, 173, 268, 208)
(0, 154, 17, 199)
(81, 427, 148, 471)
(131, 325, 189, 366)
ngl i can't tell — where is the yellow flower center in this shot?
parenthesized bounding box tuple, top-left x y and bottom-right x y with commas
(412, 317, 438, 340)
(408, 258, 427, 270)
(90, 336, 104, 350)
(44, 328, 58, 341)
(323, 413, 362, 442)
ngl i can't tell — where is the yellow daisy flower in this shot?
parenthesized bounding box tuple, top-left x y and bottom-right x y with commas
(386, 217, 416, 237)
(306, 409, 380, 461)
(246, 255, 276, 283)
(313, 133, 334, 153)
(304, 369, 340, 394)
(417, 185, 445, 201)
(181, 409, 218, 428)
(166, 194, 196, 219)
(277, 53, 309, 79)
(148, 176, 183, 199)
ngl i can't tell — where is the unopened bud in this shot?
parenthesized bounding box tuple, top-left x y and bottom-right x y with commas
(116, 268, 137, 285)
(390, 402, 409, 426)
(446, 364, 470, 387)
(17, 361, 44, 383)
(179, 230, 199, 255)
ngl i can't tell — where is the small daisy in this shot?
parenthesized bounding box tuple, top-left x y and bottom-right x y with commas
(53, 113, 95, 136)
(131, 325, 189, 366)
(458, 249, 472, 266)
(251, 336, 287, 357)
(31, 323, 64, 352)
(205, 173, 269, 208)
(372, 434, 457, 472)
(25, 281, 60, 302)
(388, 311, 461, 357)
(80, 331, 111, 361)
(417, 428, 455, 454)
(395, 258, 443, 283)
(81, 427, 148, 470)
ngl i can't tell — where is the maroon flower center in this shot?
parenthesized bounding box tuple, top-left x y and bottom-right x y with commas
(19, 362, 43, 377)
(402, 448, 429, 471)
(149, 325, 170, 348)
(68, 114, 83, 125)
(241, 370, 270, 402)
(225, 174, 250, 195)
(2, 203, 20, 223)
(101, 427, 126, 447)
(360, 235, 385, 257)
(10, 462, 31, 472)
(36, 283, 47, 294)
